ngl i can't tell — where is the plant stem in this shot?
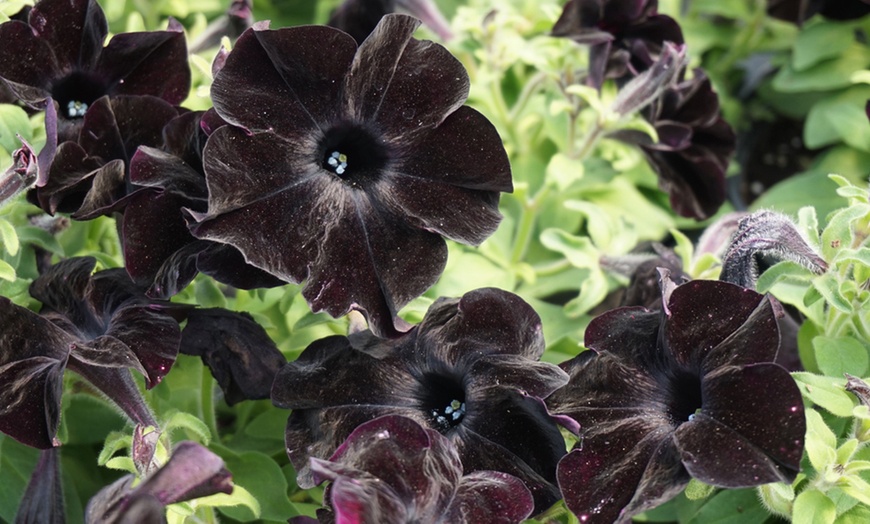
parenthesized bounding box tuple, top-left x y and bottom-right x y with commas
(201, 366, 219, 442)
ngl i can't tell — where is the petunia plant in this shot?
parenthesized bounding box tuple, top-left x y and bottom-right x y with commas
(0, 0, 869, 522)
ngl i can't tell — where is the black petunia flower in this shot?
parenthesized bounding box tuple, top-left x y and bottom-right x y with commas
(547, 271, 805, 523)
(308, 415, 534, 523)
(188, 14, 511, 337)
(614, 69, 736, 219)
(552, 0, 684, 89)
(0, 257, 182, 448)
(272, 288, 573, 514)
(0, 0, 189, 142)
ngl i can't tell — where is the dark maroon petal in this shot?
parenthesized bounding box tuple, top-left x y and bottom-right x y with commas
(123, 190, 199, 289)
(194, 242, 286, 290)
(68, 336, 149, 377)
(29, 256, 95, 316)
(416, 288, 545, 368)
(147, 240, 207, 299)
(624, 14, 684, 47)
(557, 422, 687, 524)
(36, 141, 102, 214)
(648, 122, 692, 151)
(0, 298, 70, 449)
(272, 335, 417, 410)
(644, 147, 726, 220)
(180, 308, 287, 405)
(97, 24, 191, 105)
(69, 159, 126, 219)
(318, 415, 462, 518)
(0, 21, 58, 103)
(84, 476, 137, 524)
(211, 24, 356, 133)
(15, 448, 65, 524)
(105, 304, 180, 388)
(67, 361, 157, 428)
(346, 15, 469, 146)
(136, 441, 233, 504)
(663, 280, 768, 372)
(466, 355, 569, 399)
(453, 471, 534, 523)
(582, 306, 660, 362)
(324, 472, 409, 523)
(675, 364, 804, 486)
(129, 146, 207, 198)
(29, 0, 107, 72)
(381, 107, 509, 245)
(701, 295, 780, 372)
(79, 95, 178, 164)
(285, 405, 426, 488)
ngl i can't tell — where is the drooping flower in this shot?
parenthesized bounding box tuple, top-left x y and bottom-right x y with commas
(0, 257, 181, 448)
(0, 0, 189, 142)
(85, 441, 233, 524)
(309, 415, 534, 523)
(327, 0, 453, 45)
(547, 271, 805, 523)
(552, 0, 684, 89)
(614, 69, 736, 219)
(272, 288, 573, 514)
(189, 14, 511, 337)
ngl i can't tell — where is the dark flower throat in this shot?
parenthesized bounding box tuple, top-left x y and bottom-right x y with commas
(419, 373, 467, 433)
(51, 72, 106, 119)
(319, 122, 389, 185)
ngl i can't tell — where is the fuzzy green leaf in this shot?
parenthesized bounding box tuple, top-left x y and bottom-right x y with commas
(793, 489, 836, 524)
(813, 336, 870, 378)
(792, 373, 854, 417)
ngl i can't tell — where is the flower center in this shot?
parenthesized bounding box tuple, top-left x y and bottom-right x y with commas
(419, 373, 467, 434)
(51, 72, 106, 120)
(319, 122, 389, 186)
(666, 371, 703, 426)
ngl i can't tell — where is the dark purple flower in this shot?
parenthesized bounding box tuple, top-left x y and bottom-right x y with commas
(0, 257, 182, 448)
(614, 70, 736, 219)
(15, 448, 64, 524)
(310, 415, 534, 523)
(85, 441, 233, 524)
(328, 0, 453, 45)
(0, 0, 189, 138)
(189, 15, 511, 337)
(552, 0, 684, 89)
(547, 271, 805, 523)
(767, 0, 870, 24)
(272, 288, 573, 514)
(119, 110, 283, 296)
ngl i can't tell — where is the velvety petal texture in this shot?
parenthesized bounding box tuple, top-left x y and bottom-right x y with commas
(192, 14, 511, 337)
(272, 288, 569, 514)
(547, 273, 805, 523)
(309, 415, 534, 523)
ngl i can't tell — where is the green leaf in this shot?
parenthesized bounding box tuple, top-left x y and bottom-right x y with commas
(835, 247, 870, 267)
(793, 22, 857, 71)
(104, 456, 136, 473)
(213, 449, 295, 521)
(758, 482, 795, 518)
(755, 260, 816, 294)
(792, 373, 854, 417)
(16, 226, 64, 255)
(688, 488, 767, 524)
(0, 435, 40, 522)
(793, 489, 836, 524)
(811, 273, 852, 313)
(773, 44, 870, 93)
(564, 269, 609, 317)
(805, 99, 870, 152)
(798, 206, 821, 246)
(0, 219, 19, 256)
(163, 411, 212, 444)
(540, 228, 600, 269)
(805, 408, 838, 470)
(0, 104, 30, 154)
(194, 277, 227, 309)
(835, 502, 870, 524)
(0, 259, 14, 281)
(546, 153, 584, 191)
(813, 336, 870, 378)
(839, 475, 870, 506)
(798, 321, 822, 374)
(190, 484, 261, 520)
(821, 203, 870, 260)
(97, 431, 132, 466)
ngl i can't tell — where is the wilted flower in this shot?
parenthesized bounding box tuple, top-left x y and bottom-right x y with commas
(552, 0, 684, 89)
(0, 0, 189, 141)
(0, 257, 181, 448)
(272, 288, 573, 514)
(547, 271, 805, 523)
(309, 415, 534, 523)
(328, 0, 453, 45)
(85, 441, 233, 524)
(189, 14, 511, 337)
(614, 70, 736, 219)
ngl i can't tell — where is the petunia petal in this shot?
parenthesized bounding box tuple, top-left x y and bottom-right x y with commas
(701, 295, 780, 372)
(675, 363, 805, 486)
(346, 14, 469, 146)
(29, 0, 107, 73)
(211, 25, 356, 133)
(104, 304, 181, 388)
(582, 306, 661, 363)
(180, 308, 287, 405)
(453, 470, 534, 523)
(0, 21, 60, 103)
(15, 448, 65, 523)
(135, 441, 233, 504)
(466, 355, 569, 399)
